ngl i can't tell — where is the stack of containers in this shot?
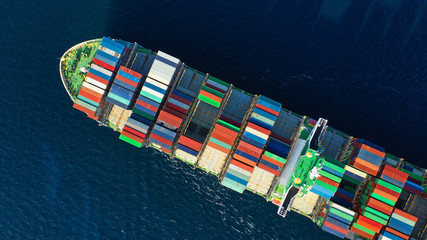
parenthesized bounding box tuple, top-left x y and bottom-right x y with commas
(350, 138, 385, 176)
(259, 138, 291, 176)
(106, 66, 141, 109)
(380, 209, 418, 240)
(350, 214, 384, 239)
(73, 37, 124, 120)
(378, 165, 409, 189)
(197, 76, 229, 108)
(321, 202, 356, 239)
(332, 165, 367, 208)
(310, 158, 345, 199)
(199, 115, 240, 174)
(120, 51, 180, 148)
(154, 89, 195, 154)
(399, 163, 426, 197)
(221, 95, 281, 193)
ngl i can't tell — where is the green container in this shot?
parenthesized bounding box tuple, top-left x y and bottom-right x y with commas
(210, 137, 232, 150)
(385, 153, 399, 160)
(375, 179, 402, 194)
(198, 94, 221, 108)
(140, 90, 162, 103)
(369, 192, 396, 206)
(264, 151, 287, 164)
(342, 174, 361, 186)
(323, 160, 345, 174)
(352, 223, 376, 236)
(132, 108, 155, 121)
(315, 179, 338, 193)
(320, 170, 342, 183)
(324, 155, 346, 168)
(217, 119, 240, 132)
(208, 76, 230, 87)
(221, 177, 245, 193)
(362, 211, 388, 225)
(363, 206, 390, 221)
(202, 85, 225, 98)
(400, 168, 425, 182)
(328, 208, 354, 222)
(342, 184, 356, 194)
(119, 134, 142, 148)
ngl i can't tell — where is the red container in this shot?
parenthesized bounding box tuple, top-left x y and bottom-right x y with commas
(121, 129, 144, 143)
(257, 163, 280, 176)
(230, 159, 254, 173)
(214, 124, 239, 137)
(334, 191, 353, 203)
(179, 135, 202, 151)
(170, 94, 192, 106)
(79, 89, 102, 103)
(199, 89, 222, 103)
(365, 197, 393, 215)
(157, 111, 183, 128)
(371, 184, 400, 202)
(207, 141, 229, 154)
(219, 115, 241, 129)
(80, 86, 103, 99)
(233, 155, 257, 167)
(205, 82, 227, 94)
(237, 141, 263, 157)
(246, 122, 271, 135)
(87, 114, 99, 121)
(261, 155, 284, 168)
(123, 126, 146, 139)
(163, 106, 186, 119)
(150, 133, 173, 146)
(93, 58, 115, 72)
(160, 147, 171, 154)
(269, 133, 292, 145)
(136, 99, 159, 112)
(316, 176, 340, 188)
(381, 165, 409, 183)
(73, 102, 96, 116)
(357, 215, 383, 233)
(350, 226, 375, 240)
(393, 209, 418, 223)
(120, 65, 142, 78)
(403, 185, 423, 195)
(166, 102, 188, 114)
(211, 130, 235, 145)
(87, 72, 109, 85)
(384, 227, 409, 240)
(255, 103, 279, 116)
(323, 221, 348, 235)
(115, 74, 138, 88)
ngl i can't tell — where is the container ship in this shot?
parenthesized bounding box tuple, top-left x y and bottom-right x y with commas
(60, 37, 427, 240)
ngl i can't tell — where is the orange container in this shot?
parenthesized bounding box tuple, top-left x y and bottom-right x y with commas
(354, 143, 385, 158)
(384, 227, 409, 240)
(393, 209, 418, 223)
(80, 86, 103, 99)
(121, 129, 144, 143)
(230, 159, 254, 173)
(323, 221, 347, 235)
(371, 184, 399, 202)
(316, 176, 340, 188)
(257, 163, 280, 176)
(246, 122, 271, 135)
(207, 141, 229, 154)
(211, 130, 235, 145)
(233, 155, 257, 167)
(350, 226, 375, 240)
(237, 141, 263, 157)
(366, 197, 393, 215)
(79, 89, 102, 103)
(357, 215, 383, 233)
(136, 99, 159, 112)
(150, 133, 173, 146)
(157, 111, 182, 128)
(179, 135, 202, 151)
(214, 124, 239, 137)
(353, 158, 379, 175)
(199, 89, 222, 103)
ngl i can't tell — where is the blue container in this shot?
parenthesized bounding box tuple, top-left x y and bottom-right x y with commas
(249, 117, 273, 131)
(168, 98, 190, 110)
(151, 127, 175, 142)
(172, 89, 194, 102)
(243, 131, 267, 145)
(325, 216, 349, 230)
(265, 139, 290, 158)
(330, 196, 353, 209)
(144, 81, 167, 95)
(109, 84, 133, 100)
(322, 165, 344, 178)
(95, 50, 118, 66)
(149, 137, 171, 149)
(234, 149, 259, 163)
(224, 172, 248, 186)
(126, 118, 149, 132)
(310, 186, 331, 199)
(101, 37, 124, 54)
(156, 55, 179, 68)
(106, 97, 128, 109)
(130, 113, 153, 126)
(402, 164, 414, 172)
(312, 183, 335, 197)
(336, 188, 355, 199)
(253, 107, 277, 122)
(259, 159, 281, 171)
(321, 225, 345, 239)
(327, 212, 351, 225)
(133, 103, 156, 117)
(241, 135, 265, 149)
(356, 138, 385, 152)
(177, 144, 198, 157)
(382, 231, 406, 240)
(125, 123, 147, 135)
(114, 79, 136, 92)
(88, 68, 111, 81)
(258, 95, 281, 112)
(357, 149, 383, 166)
(153, 125, 176, 141)
(405, 180, 423, 191)
(138, 95, 160, 108)
(381, 174, 404, 188)
(388, 217, 413, 235)
(344, 171, 365, 183)
(118, 70, 141, 83)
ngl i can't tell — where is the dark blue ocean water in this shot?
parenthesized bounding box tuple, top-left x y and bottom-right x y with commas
(0, 0, 426, 239)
